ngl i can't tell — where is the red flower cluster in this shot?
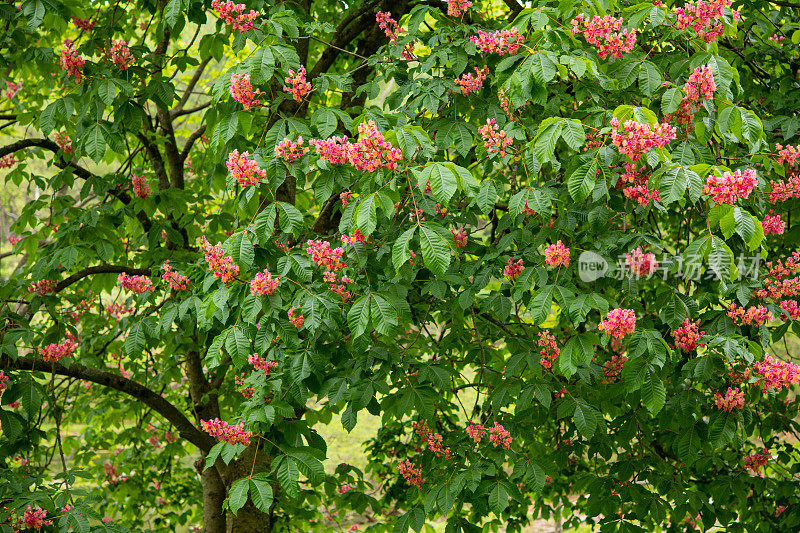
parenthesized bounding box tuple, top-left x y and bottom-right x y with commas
(226, 150, 267, 186)
(309, 136, 349, 165)
(275, 137, 308, 162)
(201, 418, 252, 446)
(348, 120, 403, 171)
(118, 272, 155, 294)
(340, 190, 352, 207)
(340, 229, 367, 246)
(71, 16, 95, 31)
(538, 331, 560, 369)
(0, 370, 8, 395)
(714, 387, 744, 411)
(455, 66, 489, 96)
(283, 65, 311, 103)
(211, 0, 260, 31)
(703, 169, 757, 205)
(7, 233, 21, 246)
(625, 247, 658, 276)
(60, 39, 85, 83)
(105, 302, 132, 319)
(230, 73, 262, 110)
(4, 81, 21, 99)
(39, 334, 78, 363)
(452, 228, 468, 248)
(762, 212, 785, 235)
(0, 154, 14, 168)
(503, 257, 524, 281)
(479, 118, 513, 157)
(470, 28, 525, 55)
(602, 355, 628, 382)
(199, 236, 240, 283)
(768, 173, 800, 203)
(671, 319, 705, 352)
(779, 300, 800, 321)
(110, 40, 134, 70)
(250, 269, 279, 295)
(610, 118, 676, 160)
(488, 422, 512, 449)
(756, 253, 800, 300)
(132, 174, 150, 199)
(161, 262, 191, 291)
(427, 432, 453, 459)
(674, 0, 733, 43)
(447, 0, 472, 17)
(288, 306, 304, 328)
(55, 132, 72, 153)
(684, 65, 716, 102)
(743, 448, 771, 473)
(599, 308, 636, 338)
(775, 143, 800, 167)
(570, 14, 637, 59)
(248, 353, 279, 374)
(22, 506, 52, 530)
(398, 458, 425, 489)
(466, 422, 486, 443)
(376, 11, 400, 40)
(29, 279, 57, 295)
(545, 241, 570, 268)
(752, 354, 800, 391)
(727, 303, 773, 326)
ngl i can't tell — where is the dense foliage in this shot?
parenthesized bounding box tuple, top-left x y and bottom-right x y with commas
(2, 0, 800, 532)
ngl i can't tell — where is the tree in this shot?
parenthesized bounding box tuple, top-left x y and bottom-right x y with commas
(2, 0, 800, 531)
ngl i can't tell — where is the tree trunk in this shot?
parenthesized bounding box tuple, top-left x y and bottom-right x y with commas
(220, 442, 272, 533)
(197, 455, 228, 533)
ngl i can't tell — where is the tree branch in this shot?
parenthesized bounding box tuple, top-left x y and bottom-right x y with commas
(180, 124, 207, 162)
(0, 355, 215, 452)
(171, 101, 211, 118)
(172, 55, 212, 116)
(54, 265, 151, 294)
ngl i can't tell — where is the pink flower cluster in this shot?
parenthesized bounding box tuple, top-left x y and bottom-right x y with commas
(602, 354, 628, 382)
(201, 418, 252, 446)
(230, 73, 262, 110)
(72, 16, 95, 31)
(762, 212, 785, 235)
(616, 163, 657, 206)
(0, 370, 8, 394)
(250, 269, 279, 295)
(55, 132, 72, 153)
(29, 279, 57, 295)
(248, 353, 279, 374)
(447, 0, 472, 16)
(340, 190, 352, 207)
(398, 458, 425, 489)
(306, 239, 345, 270)
(0, 154, 14, 168)
(39, 335, 78, 363)
(105, 302, 132, 319)
(161, 262, 190, 291)
(545, 241, 570, 268)
(288, 306, 304, 328)
(199, 236, 239, 283)
(503, 257, 524, 281)
(275, 137, 308, 162)
(60, 39, 85, 83)
(283, 65, 311, 103)
(776, 144, 800, 167)
(226, 150, 267, 186)
(756, 253, 800, 300)
(455, 66, 488, 96)
(110, 40, 134, 70)
(684, 65, 716, 102)
(625, 247, 658, 276)
(610, 118, 676, 160)
(488, 422, 512, 449)
(132, 174, 150, 199)
(341, 229, 367, 246)
(348, 120, 403, 171)
(466, 422, 486, 443)
(598, 308, 636, 338)
(118, 272, 155, 294)
(671, 319, 705, 352)
(714, 387, 744, 411)
(427, 432, 454, 459)
(570, 14, 637, 59)
(452, 228, 468, 249)
(4, 81, 21, 99)
(752, 354, 800, 391)
(211, 0, 260, 31)
(376, 11, 401, 40)
(479, 118, 513, 157)
(470, 28, 525, 55)
(538, 331, 560, 369)
(22, 506, 52, 530)
(7, 233, 21, 246)
(768, 174, 800, 203)
(727, 303, 773, 326)
(779, 300, 800, 321)
(674, 0, 733, 43)
(703, 169, 757, 204)
(309, 136, 350, 165)
(743, 448, 771, 473)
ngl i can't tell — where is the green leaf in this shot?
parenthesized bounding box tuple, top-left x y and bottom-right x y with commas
(530, 51, 557, 83)
(641, 368, 666, 415)
(661, 87, 683, 115)
(561, 119, 585, 151)
(290, 451, 324, 483)
(355, 193, 378, 237)
(347, 295, 371, 337)
(164, 0, 183, 27)
(250, 476, 274, 513)
(276, 457, 299, 498)
(573, 403, 598, 439)
(228, 478, 249, 515)
(534, 119, 564, 163)
(419, 224, 450, 276)
(312, 108, 337, 138)
(84, 123, 108, 162)
(638, 61, 662, 96)
(416, 164, 458, 204)
(531, 285, 554, 325)
(228, 326, 250, 368)
(489, 482, 509, 515)
(275, 202, 303, 233)
(370, 293, 398, 335)
(393, 227, 416, 272)
(568, 160, 597, 202)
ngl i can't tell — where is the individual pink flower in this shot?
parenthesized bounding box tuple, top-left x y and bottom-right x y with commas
(248, 353, 279, 374)
(29, 279, 57, 295)
(503, 257, 524, 281)
(230, 73, 262, 110)
(283, 65, 311, 102)
(703, 169, 758, 204)
(275, 137, 308, 162)
(470, 28, 525, 55)
(538, 331, 560, 369)
(337, 483, 353, 494)
(161, 262, 190, 291)
(110, 40, 135, 70)
(714, 387, 744, 412)
(340, 190, 352, 207)
(199, 236, 240, 283)
(544, 241, 570, 268)
(132, 174, 150, 199)
(4, 81, 21, 99)
(226, 150, 267, 186)
(0, 370, 9, 395)
(39, 335, 78, 363)
(211, 0, 260, 31)
(466, 422, 486, 442)
(610, 117, 676, 160)
(752, 354, 800, 391)
(118, 272, 155, 294)
(598, 308, 636, 338)
(397, 458, 425, 489)
(427, 432, 454, 459)
(488, 422, 512, 449)
(201, 418, 252, 446)
(571, 14, 637, 59)
(671, 319, 705, 352)
(684, 65, 716, 102)
(288, 306, 305, 328)
(479, 119, 513, 157)
(625, 247, 658, 276)
(454, 66, 489, 96)
(60, 39, 85, 83)
(762, 212, 785, 235)
(341, 229, 367, 246)
(250, 269, 279, 295)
